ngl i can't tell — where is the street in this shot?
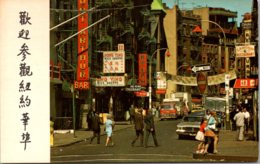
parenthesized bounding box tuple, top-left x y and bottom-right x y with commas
(51, 119, 208, 163)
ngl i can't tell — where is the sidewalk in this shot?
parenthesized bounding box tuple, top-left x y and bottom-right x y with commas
(52, 122, 259, 162)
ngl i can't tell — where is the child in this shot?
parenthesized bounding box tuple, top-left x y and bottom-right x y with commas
(195, 118, 207, 153)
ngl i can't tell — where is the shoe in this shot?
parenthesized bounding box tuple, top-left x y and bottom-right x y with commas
(213, 150, 218, 154)
(196, 150, 200, 154)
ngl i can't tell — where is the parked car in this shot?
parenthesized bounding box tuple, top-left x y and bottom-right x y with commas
(176, 113, 205, 139)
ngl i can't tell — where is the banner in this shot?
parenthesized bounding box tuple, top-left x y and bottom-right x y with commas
(138, 53, 147, 86)
(77, 0, 89, 81)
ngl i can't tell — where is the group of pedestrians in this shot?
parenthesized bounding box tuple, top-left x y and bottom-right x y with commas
(195, 110, 219, 154)
(87, 109, 115, 147)
(195, 105, 251, 154)
(131, 107, 159, 148)
(233, 105, 250, 141)
(87, 107, 158, 148)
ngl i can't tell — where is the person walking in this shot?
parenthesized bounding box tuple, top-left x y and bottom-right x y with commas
(89, 111, 101, 144)
(195, 118, 207, 153)
(234, 107, 245, 141)
(131, 108, 144, 147)
(129, 104, 135, 124)
(144, 109, 159, 148)
(105, 114, 115, 147)
(243, 106, 250, 134)
(87, 108, 95, 130)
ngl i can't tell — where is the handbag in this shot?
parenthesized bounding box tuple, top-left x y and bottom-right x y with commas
(195, 131, 205, 141)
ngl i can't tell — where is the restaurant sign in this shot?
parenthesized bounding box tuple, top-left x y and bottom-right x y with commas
(95, 76, 125, 87)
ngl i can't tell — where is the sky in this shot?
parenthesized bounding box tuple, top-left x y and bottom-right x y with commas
(162, 0, 253, 25)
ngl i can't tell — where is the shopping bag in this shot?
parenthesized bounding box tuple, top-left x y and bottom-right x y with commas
(195, 131, 205, 141)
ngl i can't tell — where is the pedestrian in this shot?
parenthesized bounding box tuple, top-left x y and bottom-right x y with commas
(129, 104, 135, 124)
(204, 111, 219, 154)
(87, 108, 95, 130)
(195, 118, 207, 153)
(105, 114, 115, 147)
(89, 111, 101, 144)
(131, 108, 144, 147)
(144, 109, 159, 148)
(243, 106, 250, 134)
(205, 109, 211, 120)
(234, 107, 245, 141)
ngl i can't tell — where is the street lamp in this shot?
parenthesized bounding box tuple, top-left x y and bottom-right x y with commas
(194, 20, 230, 128)
(149, 48, 168, 110)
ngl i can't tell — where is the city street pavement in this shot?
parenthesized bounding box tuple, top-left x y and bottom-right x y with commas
(52, 120, 259, 162)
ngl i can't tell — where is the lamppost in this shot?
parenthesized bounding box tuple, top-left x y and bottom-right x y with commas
(149, 48, 168, 110)
(196, 20, 230, 128)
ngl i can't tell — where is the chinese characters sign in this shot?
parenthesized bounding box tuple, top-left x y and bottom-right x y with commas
(18, 10, 32, 151)
(138, 53, 147, 86)
(77, 0, 89, 84)
(233, 79, 258, 88)
(0, 1, 50, 163)
(103, 51, 125, 73)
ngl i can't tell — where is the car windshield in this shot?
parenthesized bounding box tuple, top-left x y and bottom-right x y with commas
(183, 116, 202, 122)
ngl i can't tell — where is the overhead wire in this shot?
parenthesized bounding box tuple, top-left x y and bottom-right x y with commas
(50, 4, 150, 13)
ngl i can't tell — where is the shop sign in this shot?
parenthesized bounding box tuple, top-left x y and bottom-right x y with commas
(156, 89, 166, 94)
(134, 90, 148, 97)
(156, 72, 167, 89)
(103, 51, 125, 73)
(235, 45, 255, 57)
(95, 76, 125, 87)
(125, 85, 143, 91)
(138, 53, 147, 86)
(233, 78, 258, 88)
(74, 81, 89, 89)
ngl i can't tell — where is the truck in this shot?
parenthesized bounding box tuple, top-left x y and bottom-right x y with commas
(160, 92, 192, 118)
(171, 92, 192, 116)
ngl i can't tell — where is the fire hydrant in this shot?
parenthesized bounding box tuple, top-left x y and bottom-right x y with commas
(50, 119, 54, 147)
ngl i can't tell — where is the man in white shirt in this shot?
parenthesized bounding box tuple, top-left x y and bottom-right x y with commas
(234, 108, 245, 141)
(243, 107, 250, 134)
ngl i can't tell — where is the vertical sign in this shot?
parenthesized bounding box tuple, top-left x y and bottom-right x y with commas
(77, 0, 89, 82)
(0, 0, 50, 163)
(138, 53, 147, 86)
